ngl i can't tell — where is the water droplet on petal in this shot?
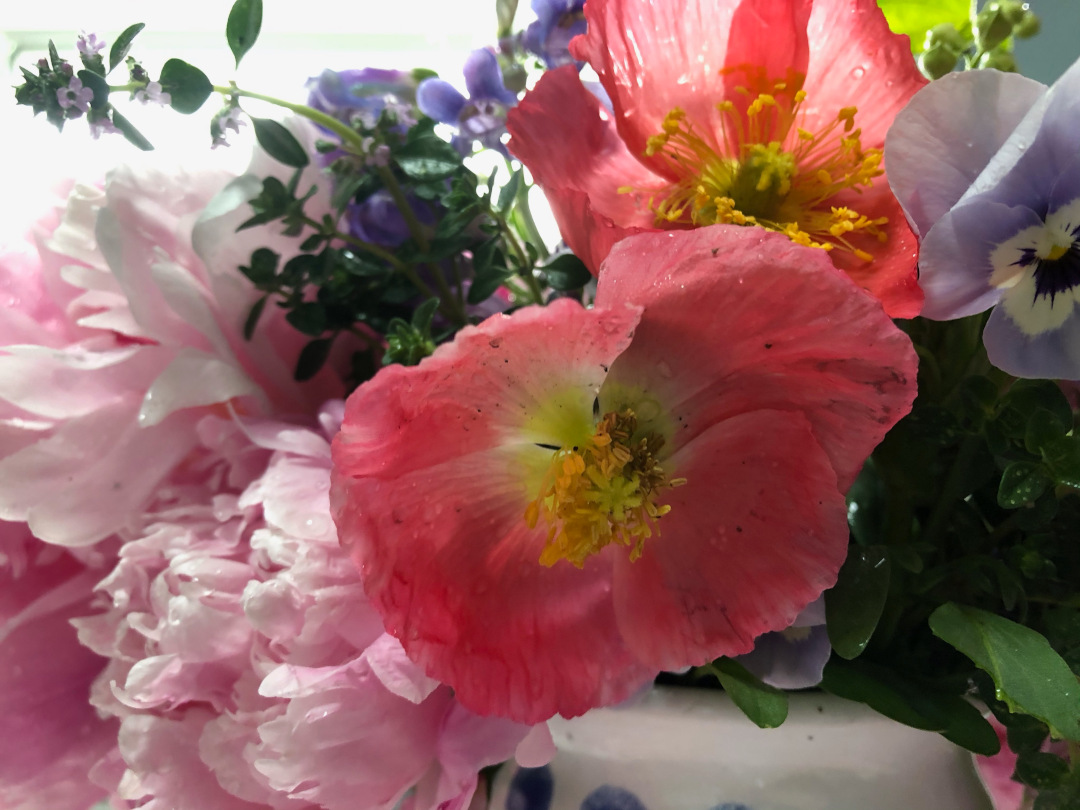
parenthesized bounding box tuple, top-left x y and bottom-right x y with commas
(851, 66, 866, 79)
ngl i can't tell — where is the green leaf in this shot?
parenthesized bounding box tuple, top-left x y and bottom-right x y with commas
(239, 247, 280, 286)
(1014, 751, 1069, 791)
(159, 59, 213, 114)
(497, 168, 523, 215)
(226, 0, 263, 68)
(541, 254, 592, 292)
(110, 109, 154, 151)
(294, 337, 333, 381)
(76, 70, 110, 111)
(1043, 435, 1080, 488)
(395, 135, 462, 182)
(411, 297, 440, 332)
(109, 23, 145, 73)
(876, 0, 969, 51)
(998, 460, 1052, 509)
(825, 545, 891, 660)
(821, 658, 944, 732)
(1001, 380, 1075, 435)
(1025, 408, 1069, 455)
(250, 118, 310, 168)
(1005, 714, 1050, 755)
(285, 302, 328, 337)
(929, 603, 1080, 741)
(711, 658, 789, 729)
(243, 295, 268, 340)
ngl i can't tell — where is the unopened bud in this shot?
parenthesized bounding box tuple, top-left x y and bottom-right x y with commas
(978, 49, 1018, 73)
(923, 23, 966, 53)
(1013, 11, 1041, 39)
(919, 44, 960, 80)
(975, 3, 1015, 52)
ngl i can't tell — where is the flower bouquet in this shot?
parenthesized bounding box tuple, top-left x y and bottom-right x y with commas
(3, 0, 1079, 809)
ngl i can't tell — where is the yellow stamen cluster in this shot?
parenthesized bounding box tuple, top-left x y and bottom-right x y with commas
(638, 72, 889, 262)
(524, 409, 683, 568)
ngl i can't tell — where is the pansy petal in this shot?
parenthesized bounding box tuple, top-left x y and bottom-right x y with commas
(417, 80, 467, 125)
(886, 70, 1047, 238)
(462, 49, 518, 107)
(595, 226, 917, 491)
(801, 0, 925, 143)
(918, 200, 1044, 320)
(613, 409, 847, 670)
(984, 298, 1080, 380)
(737, 624, 832, 690)
(507, 67, 662, 273)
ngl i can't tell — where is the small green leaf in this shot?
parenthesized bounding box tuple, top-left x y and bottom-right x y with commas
(497, 168, 523, 215)
(295, 337, 333, 381)
(159, 59, 213, 114)
(541, 253, 592, 291)
(1005, 714, 1050, 755)
(286, 302, 328, 337)
(1014, 751, 1069, 791)
(929, 604, 1080, 741)
(821, 659, 944, 732)
(395, 135, 462, 182)
(411, 297, 440, 332)
(468, 264, 512, 305)
(825, 545, 891, 660)
(76, 70, 110, 111)
(226, 0, 263, 68)
(250, 118, 310, 168)
(239, 247, 280, 286)
(1043, 435, 1080, 488)
(243, 296, 268, 340)
(1025, 408, 1069, 454)
(712, 657, 789, 729)
(998, 460, 1052, 508)
(109, 23, 145, 73)
(111, 109, 154, 151)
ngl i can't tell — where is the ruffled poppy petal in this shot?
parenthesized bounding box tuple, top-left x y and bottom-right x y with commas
(826, 184, 923, 318)
(613, 409, 847, 670)
(333, 298, 641, 480)
(801, 0, 926, 144)
(334, 446, 656, 723)
(507, 67, 661, 273)
(595, 225, 917, 491)
(720, 0, 811, 113)
(886, 70, 1047, 238)
(570, 0, 745, 168)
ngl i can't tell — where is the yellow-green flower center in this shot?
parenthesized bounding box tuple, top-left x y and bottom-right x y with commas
(632, 73, 889, 261)
(524, 409, 684, 568)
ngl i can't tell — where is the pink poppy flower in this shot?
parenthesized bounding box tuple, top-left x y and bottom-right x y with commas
(331, 225, 917, 723)
(506, 0, 927, 318)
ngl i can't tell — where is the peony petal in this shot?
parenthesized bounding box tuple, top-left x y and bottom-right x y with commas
(507, 67, 661, 273)
(886, 70, 1047, 238)
(364, 633, 442, 704)
(139, 347, 264, 427)
(613, 409, 848, 669)
(595, 225, 917, 491)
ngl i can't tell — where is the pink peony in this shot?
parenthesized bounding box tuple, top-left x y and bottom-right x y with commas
(74, 405, 539, 810)
(331, 225, 918, 723)
(0, 134, 344, 549)
(506, 0, 927, 318)
(0, 522, 119, 810)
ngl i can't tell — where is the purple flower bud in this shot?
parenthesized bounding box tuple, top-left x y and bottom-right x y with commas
(88, 116, 120, 140)
(77, 31, 106, 58)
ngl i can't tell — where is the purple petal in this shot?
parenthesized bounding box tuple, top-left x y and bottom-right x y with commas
(417, 78, 467, 124)
(886, 70, 1046, 238)
(462, 49, 518, 107)
(984, 302, 1080, 380)
(737, 625, 832, 690)
(919, 200, 1043, 320)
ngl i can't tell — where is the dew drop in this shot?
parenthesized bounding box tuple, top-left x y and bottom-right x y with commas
(851, 66, 866, 79)
(656, 361, 673, 378)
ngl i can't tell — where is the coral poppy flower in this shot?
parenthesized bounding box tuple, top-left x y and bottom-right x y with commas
(331, 226, 917, 723)
(506, 0, 926, 318)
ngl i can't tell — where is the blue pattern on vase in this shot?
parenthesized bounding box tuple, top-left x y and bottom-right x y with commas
(580, 785, 649, 810)
(709, 804, 753, 810)
(506, 766, 555, 810)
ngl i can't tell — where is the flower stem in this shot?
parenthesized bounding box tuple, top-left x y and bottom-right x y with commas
(213, 85, 366, 151)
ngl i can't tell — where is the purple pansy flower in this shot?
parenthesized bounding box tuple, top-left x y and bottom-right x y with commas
(886, 57, 1080, 380)
(417, 49, 519, 155)
(735, 597, 830, 690)
(523, 0, 587, 69)
(56, 75, 93, 115)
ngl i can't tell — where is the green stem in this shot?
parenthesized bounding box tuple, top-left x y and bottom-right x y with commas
(920, 434, 982, 552)
(213, 85, 366, 151)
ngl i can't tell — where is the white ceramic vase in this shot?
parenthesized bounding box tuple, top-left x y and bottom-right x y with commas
(489, 686, 994, 810)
